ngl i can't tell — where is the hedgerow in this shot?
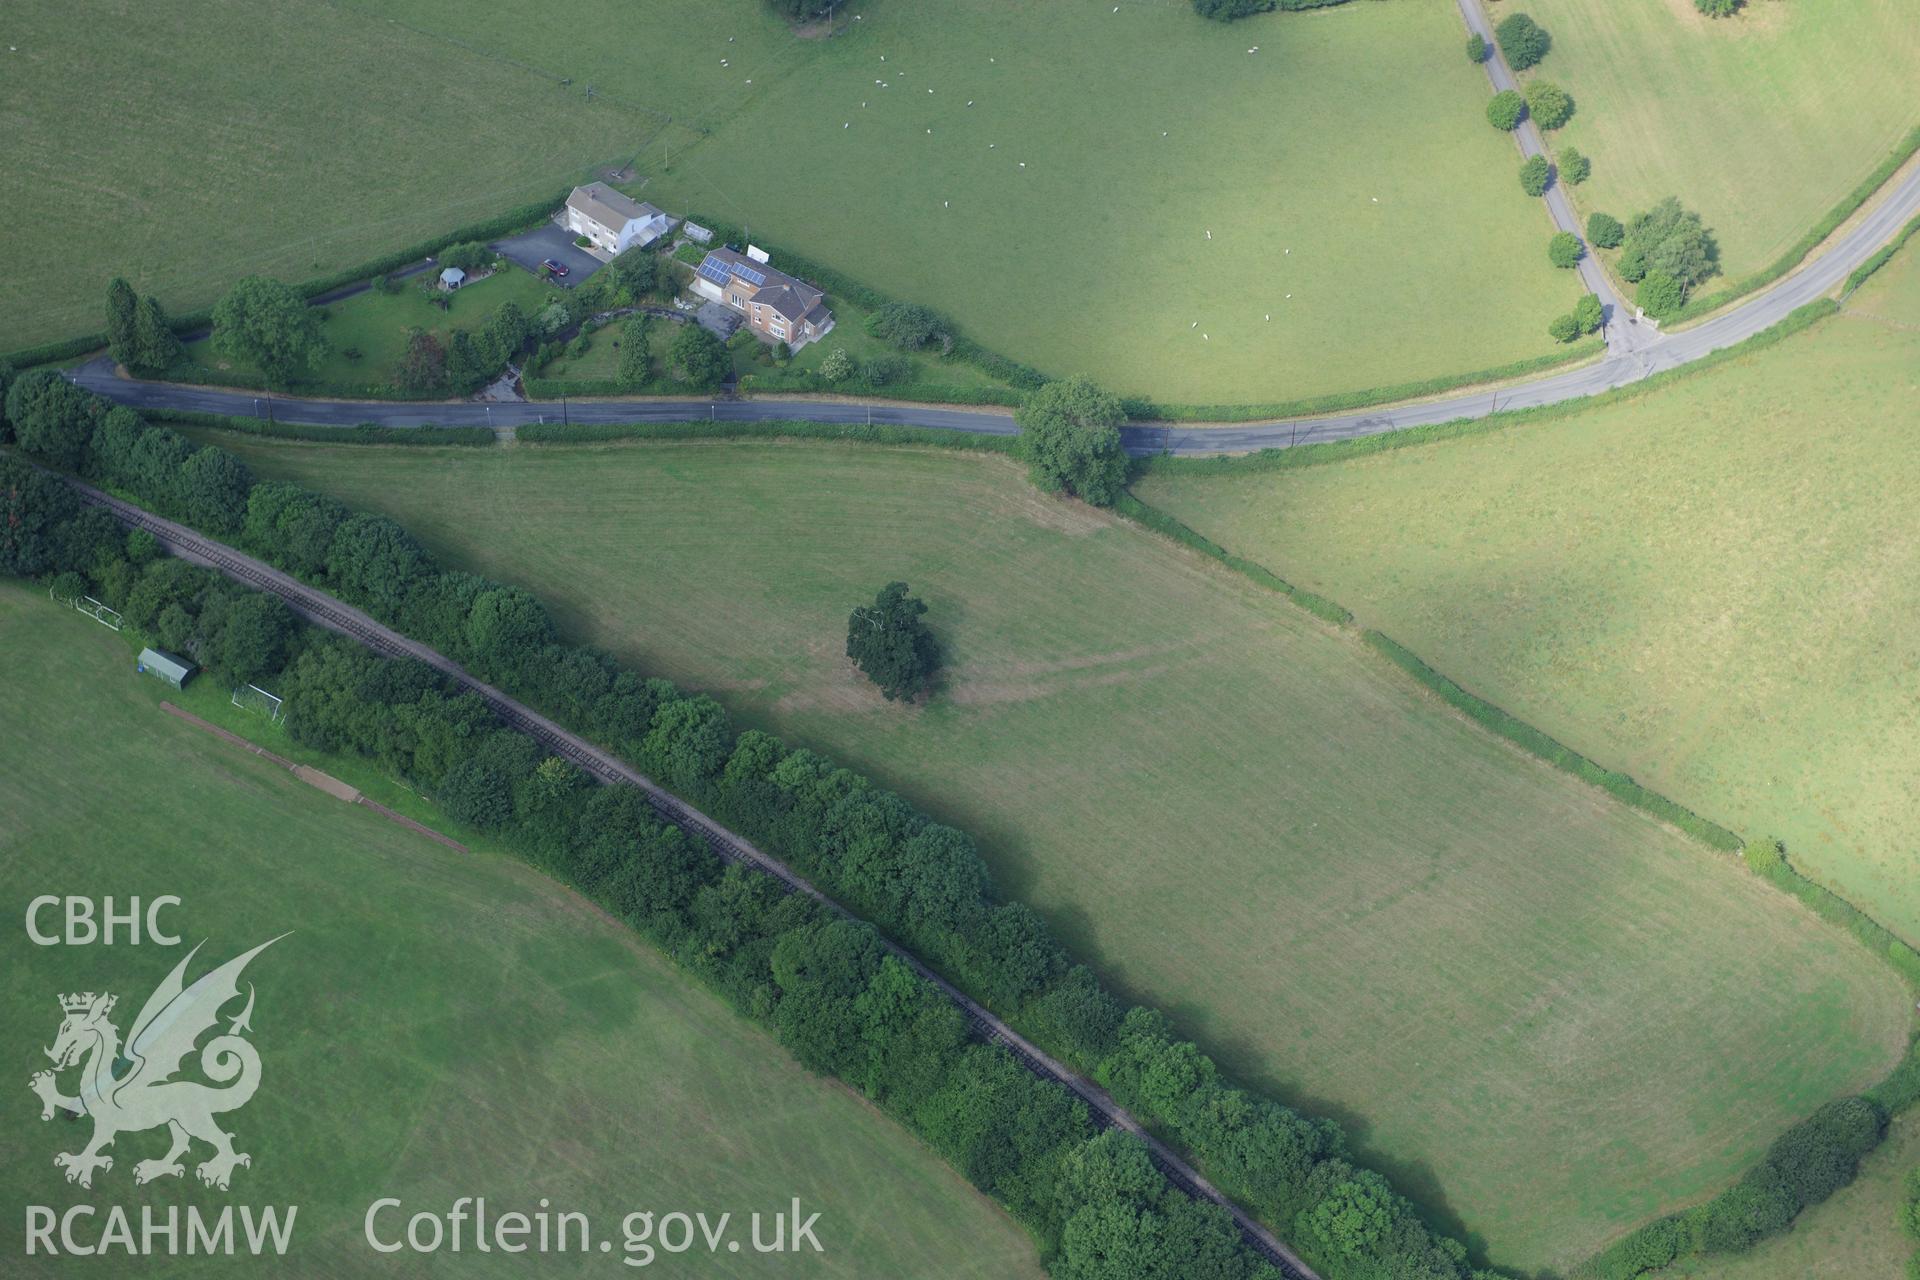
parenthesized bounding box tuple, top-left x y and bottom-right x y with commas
(0, 452, 1277, 1280)
(5, 383, 1489, 1280)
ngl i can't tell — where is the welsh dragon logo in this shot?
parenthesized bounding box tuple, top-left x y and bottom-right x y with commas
(29, 937, 284, 1191)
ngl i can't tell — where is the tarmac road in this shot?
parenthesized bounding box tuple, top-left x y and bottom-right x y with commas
(69, 138, 1920, 457)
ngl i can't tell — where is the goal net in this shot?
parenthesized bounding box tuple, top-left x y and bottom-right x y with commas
(231, 684, 284, 724)
(74, 595, 123, 631)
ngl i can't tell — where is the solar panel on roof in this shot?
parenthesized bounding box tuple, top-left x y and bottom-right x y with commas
(697, 259, 732, 285)
(730, 263, 766, 286)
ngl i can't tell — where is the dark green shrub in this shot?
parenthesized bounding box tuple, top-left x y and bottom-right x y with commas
(861, 354, 912, 387)
(1191, 0, 1275, 18)
(1573, 292, 1604, 334)
(1638, 271, 1685, 317)
(1547, 312, 1580, 343)
(1559, 147, 1591, 185)
(1588, 212, 1625, 249)
(1696, 0, 1742, 14)
(1549, 231, 1584, 267)
(1466, 33, 1489, 63)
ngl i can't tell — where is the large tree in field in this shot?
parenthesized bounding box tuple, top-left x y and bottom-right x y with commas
(847, 581, 939, 703)
(1617, 197, 1720, 290)
(1014, 376, 1128, 507)
(211, 276, 327, 387)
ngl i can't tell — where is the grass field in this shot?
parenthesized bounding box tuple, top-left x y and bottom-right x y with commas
(197, 434, 1914, 1274)
(637, 0, 1575, 405)
(1139, 237, 1920, 956)
(7, 0, 1576, 407)
(0, 0, 668, 355)
(1669, 1113, 1920, 1280)
(1506, 0, 1920, 282)
(175, 268, 557, 393)
(0, 584, 1043, 1277)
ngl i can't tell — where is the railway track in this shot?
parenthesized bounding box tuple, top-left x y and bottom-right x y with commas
(70, 478, 1319, 1280)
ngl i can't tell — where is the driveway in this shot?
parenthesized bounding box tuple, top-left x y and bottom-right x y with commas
(489, 223, 605, 288)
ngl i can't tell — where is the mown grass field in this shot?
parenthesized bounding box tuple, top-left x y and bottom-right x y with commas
(201, 435, 1914, 1275)
(1507, 0, 1920, 282)
(0, 584, 1043, 1278)
(0, 0, 669, 355)
(1139, 240, 1920, 956)
(6, 0, 1575, 407)
(637, 0, 1574, 405)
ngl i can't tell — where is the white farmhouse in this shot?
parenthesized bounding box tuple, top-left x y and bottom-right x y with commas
(564, 184, 674, 255)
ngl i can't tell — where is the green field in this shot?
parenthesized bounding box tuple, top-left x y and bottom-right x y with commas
(0, 0, 669, 355)
(0, 584, 1042, 1277)
(176, 267, 557, 393)
(1140, 239, 1920, 955)
(1669, 1113, 1920, 1280)
(1508, 0, 1920, 282)
(198, 433, 1913, 1274)
(638, 0, 1574, 405)
(8, 0, 1576, 407)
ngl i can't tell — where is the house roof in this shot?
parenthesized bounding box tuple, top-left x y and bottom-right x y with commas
(695, 247, 826, 322)
(566, 183, 662, 231)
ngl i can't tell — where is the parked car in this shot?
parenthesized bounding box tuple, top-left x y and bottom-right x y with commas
(541, 258, 570, 278)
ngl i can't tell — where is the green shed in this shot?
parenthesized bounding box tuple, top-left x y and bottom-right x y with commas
(136, 648, 197, 690)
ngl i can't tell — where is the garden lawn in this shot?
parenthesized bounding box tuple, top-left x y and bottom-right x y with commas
(1137, 240, 1920, 955)
(0, 0, 665, 355)
(6, 0, 1577, 409)
(200, 434, 1914, 1275)
(0, 584, 1043, 1279)
(177, 268, 558, 394)
(1510, 0, 1920, 282)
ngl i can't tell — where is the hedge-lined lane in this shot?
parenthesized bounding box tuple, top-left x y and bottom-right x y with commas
(61, 145, 1920, 456)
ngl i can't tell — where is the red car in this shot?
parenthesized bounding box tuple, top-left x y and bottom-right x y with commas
(541, 258, 570, 278)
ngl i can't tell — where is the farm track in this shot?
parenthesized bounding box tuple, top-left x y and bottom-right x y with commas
(66, 476, 1320, 1280)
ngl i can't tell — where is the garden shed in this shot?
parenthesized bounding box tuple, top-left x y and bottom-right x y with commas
(136, 648, 197, 689)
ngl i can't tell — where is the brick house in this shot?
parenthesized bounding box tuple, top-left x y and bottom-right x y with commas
(689, 246, 835, 350)
(564, 184, 674, 255)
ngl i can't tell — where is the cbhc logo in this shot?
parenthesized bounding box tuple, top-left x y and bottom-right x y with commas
(25, 897, 182, 946)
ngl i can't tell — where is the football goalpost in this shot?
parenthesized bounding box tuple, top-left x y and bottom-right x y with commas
(52, 585, 124, 631)
(231, 684, 284, 724)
